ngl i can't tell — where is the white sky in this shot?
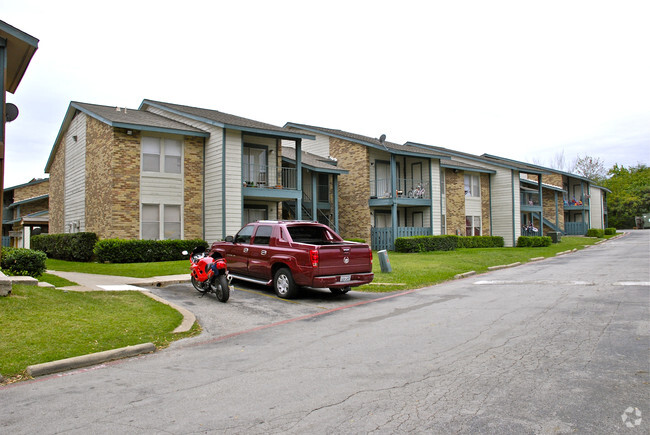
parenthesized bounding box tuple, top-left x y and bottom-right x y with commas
(3, 0, 649, 188)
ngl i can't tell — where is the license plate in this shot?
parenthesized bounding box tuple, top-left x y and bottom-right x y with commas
(340, 275, 351, 283)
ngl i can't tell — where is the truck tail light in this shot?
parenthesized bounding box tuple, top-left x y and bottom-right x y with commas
(369, 248, 373, 265)
(310, 249, 319, 267)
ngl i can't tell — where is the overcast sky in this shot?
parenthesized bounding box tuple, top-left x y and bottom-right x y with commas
(3, 0, 649, 188)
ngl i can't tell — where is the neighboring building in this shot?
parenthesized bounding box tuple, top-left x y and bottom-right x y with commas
(2, 178, 49, 248)
(284, 124, 513, 249)
(44, 100, 345, 243)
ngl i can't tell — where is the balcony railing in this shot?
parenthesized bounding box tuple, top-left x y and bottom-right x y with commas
(370, 179, 430, 200)
(242, 164, 297, 190)
(521, 192, 540, 207)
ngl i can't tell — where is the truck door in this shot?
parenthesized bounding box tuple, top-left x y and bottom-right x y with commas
(227, 224, 254, 274)
(247, 225, 273, 279)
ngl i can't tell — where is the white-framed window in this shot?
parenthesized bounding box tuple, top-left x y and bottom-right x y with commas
(464, 174, 480, 197)
(441, 169, 446, 195)
(465, 215, 481, 236)
(142, 136, 182, 174)
(142, 204, 182, 240)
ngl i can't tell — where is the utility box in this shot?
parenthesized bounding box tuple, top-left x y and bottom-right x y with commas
(378, 250, 392, 273)
(549, 232, 562, 243)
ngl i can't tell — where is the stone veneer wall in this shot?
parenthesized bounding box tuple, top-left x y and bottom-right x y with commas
(445, 168, 465, 235)
(13, 180, 49, 202)
(480, 173, 491, 235)
(85, 117, 115, 239)
(109, 127, 141, 239)
(48, 142, 65, 234)
(183, 136, 204, 239)
(329, 137, 371, 242)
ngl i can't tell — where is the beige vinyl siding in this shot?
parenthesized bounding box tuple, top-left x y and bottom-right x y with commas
(64, 112, 87, 232)
(429, 159, 442, 235)
(589, 187, 603, 229)
(225, 129, 242, 236)
(144, 106, 226, 242)
(284, 131, 331, 157)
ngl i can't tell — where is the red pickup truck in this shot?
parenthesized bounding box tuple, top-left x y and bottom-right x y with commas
(210, 221, 374, 298)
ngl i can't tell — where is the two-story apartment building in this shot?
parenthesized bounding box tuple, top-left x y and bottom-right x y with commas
(44, 100, 345, 243)
(2, 178, 49, 248)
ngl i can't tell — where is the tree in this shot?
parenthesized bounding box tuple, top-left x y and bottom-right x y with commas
(602, 164, 650, 229)
(573, 154, 607, 183)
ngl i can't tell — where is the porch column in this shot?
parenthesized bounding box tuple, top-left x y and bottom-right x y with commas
(538, 174, 543, 236)
(390, 153, 398, 247)
(296, 139, 302, 220)
(311, 172, 318, 222)
(333, 176, 339, 233)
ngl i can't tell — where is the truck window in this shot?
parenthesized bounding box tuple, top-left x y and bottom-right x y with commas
(252, 225, 272, 245)
(287, 225, 342, 244)
(234, 225, 254, 244)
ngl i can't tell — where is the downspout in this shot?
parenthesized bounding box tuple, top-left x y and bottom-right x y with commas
(429, 159, 433, 235)
(510, 170, 517, 246)
(390, 153, 397, 249)
(222, 129, 227, 238)
(333, 176, 339, 233)
(538, 174, 543, 236)
(296, 139, 302, 220)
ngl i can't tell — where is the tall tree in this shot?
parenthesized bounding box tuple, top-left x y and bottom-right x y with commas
(573, 154, 607, 183)
(602, 164, 650, 228)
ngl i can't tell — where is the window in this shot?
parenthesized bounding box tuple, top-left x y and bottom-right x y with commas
(318, 173, 329, 201)
(441, 214, 446, 234)
(253, 225, 273, 245)
(234, 225, 254, 244)
(243, 146, 267, 185)
(465, 216, 481, 236)
(464, 174, 480, 197)
(142, 137, 182, 174)
(441, 169, 446, 194)
(142, 204, 181, 240)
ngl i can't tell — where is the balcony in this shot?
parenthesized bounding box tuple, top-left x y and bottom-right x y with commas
(564, 195, 589, 210)
(370, 179, 430, 205)
(520, 192, 541, 211)
(242, 163, 300, 201)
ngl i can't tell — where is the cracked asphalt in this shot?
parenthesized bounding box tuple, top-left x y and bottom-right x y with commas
(1, 231, 648, 434)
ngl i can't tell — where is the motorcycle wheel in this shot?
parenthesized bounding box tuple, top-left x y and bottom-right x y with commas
(191, 276, 208, 293)
(215, 274, 230, 303)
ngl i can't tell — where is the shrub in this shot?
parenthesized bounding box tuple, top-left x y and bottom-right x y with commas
(31, 232, 98, 262)
(457, 236, 505, 248)
(604, 228, 616, 235)
(586, 228, 605, 238)
(94, 239, 208, 263)
(516, 236, 552, 247)
(1, 247, 47, 277)
(395, 235, 459, 253)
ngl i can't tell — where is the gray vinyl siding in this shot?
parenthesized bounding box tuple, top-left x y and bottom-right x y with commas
(492, 169, 519, 247)
(429, 159, 441, 235)
(225, 129, 242, 237)
(64, 112, 86, 232)
(284, 131, 330, 157)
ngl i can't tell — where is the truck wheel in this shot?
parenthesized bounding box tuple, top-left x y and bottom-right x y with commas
(215, 274, 230, 303)
(274, 268, 297, 299)
(330, 286, 351, 295)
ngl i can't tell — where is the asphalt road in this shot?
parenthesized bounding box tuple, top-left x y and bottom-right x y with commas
(1, 232, 648, 434)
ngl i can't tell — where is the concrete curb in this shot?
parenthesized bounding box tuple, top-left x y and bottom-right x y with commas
(454, 271, 476, 279)
(26, 343, 156, 377)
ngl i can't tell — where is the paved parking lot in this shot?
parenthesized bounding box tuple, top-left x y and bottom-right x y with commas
(150, 280, 388, 341)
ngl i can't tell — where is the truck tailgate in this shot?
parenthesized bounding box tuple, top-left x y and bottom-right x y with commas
(316, 244, 372, 276)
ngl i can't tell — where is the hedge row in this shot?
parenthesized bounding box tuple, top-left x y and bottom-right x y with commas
(31, 232, 98, 262)
(94, 239, 208, 263)
(516, 236, 552, 247)
(1, 247, 47, 277)
(605, 228, 616, 235)
(586, 228, 605, 238)
(394, 235, 504, 253)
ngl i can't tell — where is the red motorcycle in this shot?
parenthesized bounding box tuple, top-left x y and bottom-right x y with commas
(183, 247, 231, 302)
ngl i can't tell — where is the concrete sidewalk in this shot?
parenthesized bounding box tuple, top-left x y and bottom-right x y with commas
(45, 270, 190, 291)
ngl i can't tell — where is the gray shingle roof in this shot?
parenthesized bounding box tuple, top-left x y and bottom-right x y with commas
(281, 146, 347, 174)
(72, 102, 207, 135)
(143, 100, 311, 139)
(285, 123, 450, 159)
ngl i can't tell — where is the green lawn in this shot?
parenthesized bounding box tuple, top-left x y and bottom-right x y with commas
(359, 236, 607, 292)
(46, 258, 188, 277)
(0, 285, 200, 382)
